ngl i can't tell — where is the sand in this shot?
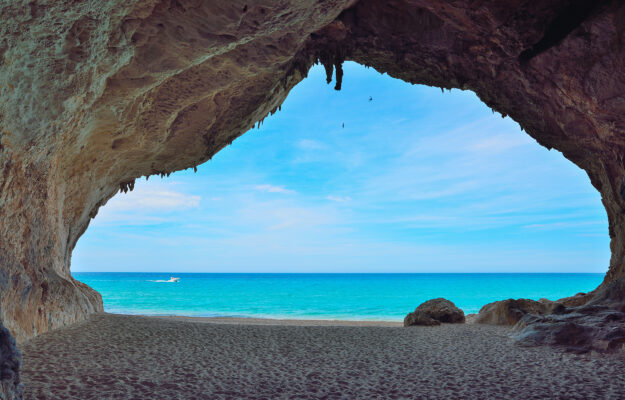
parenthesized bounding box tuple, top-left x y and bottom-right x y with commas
(156, 315, 404, 327)
(20, 313, 625, 399)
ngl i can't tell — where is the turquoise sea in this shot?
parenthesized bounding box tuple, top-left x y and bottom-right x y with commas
(73, 273, 604, 321)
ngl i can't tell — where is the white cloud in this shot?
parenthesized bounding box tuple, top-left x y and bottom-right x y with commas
(109, 189, 200, 211)
(92, 181, 201, 225)
(254, 184, 296, 194)
(523, 221, 604, 230)
(296, 139, 326, 150)
(234, 201, 339, 232)
(326, 195, 352, 202)
(468, 133, 534, 153)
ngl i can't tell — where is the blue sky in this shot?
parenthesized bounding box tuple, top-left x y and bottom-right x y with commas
(72, 62, 610, 273)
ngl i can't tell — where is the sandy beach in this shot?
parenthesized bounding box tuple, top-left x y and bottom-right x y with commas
(20, 313, 625, 399)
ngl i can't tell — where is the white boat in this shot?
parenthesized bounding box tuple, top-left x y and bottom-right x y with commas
(167, 277, 180, 282)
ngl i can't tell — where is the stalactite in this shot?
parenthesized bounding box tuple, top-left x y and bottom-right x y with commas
(118, 179, 135, 193)
(323, 59, 333, 84)
(334, 60, 343, 91)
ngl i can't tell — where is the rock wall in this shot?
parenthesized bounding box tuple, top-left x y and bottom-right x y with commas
(0, 0, 355, 343)
(1, 0, 625, 355)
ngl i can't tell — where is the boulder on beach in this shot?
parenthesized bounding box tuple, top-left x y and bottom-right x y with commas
(404, 298, 465, 326)
(403, 310, 441, 327)
(475, 298, 563, 326)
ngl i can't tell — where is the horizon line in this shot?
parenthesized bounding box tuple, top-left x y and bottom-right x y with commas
(72, 271, 605, 274)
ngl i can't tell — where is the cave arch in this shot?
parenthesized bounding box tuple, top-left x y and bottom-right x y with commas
(73, 61, 608, 281)
(1, 0, 625, 353)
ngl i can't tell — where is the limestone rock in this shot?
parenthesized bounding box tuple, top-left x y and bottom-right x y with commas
(513, 304, 625, 354)
(553, 292, 593, 308)
(405, 298, 465, 325)
(0, 0, 353, 343)
(475, 299, 562, 326)
(511, 278, 625, 353)
(404, 310, 441, 327)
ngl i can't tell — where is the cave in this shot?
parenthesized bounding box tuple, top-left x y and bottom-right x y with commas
(2, 0, 625, 397)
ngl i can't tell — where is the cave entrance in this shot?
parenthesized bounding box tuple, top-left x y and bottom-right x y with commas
(71, 62, 609, 320)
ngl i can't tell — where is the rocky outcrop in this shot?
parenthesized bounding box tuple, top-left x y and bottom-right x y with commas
(0, 318, 22, 400)
(513, 305, 625, 354)
(513, 279, 625, 353)
(0, 0, 624, 358)
(405, 298, 465, 326)
(473, 289, 625, 354)
(552, 292, 592, 308)
(475, 299, 563, 326)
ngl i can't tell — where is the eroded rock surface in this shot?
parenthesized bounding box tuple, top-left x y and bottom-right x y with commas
(476, 299, 563, 326)
(513, 278, 625, 354)
(0, 0, 624, 360)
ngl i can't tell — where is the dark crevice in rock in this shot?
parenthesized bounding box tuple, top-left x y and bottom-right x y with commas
(0, 318, 22, 399)
(519, 0, 612, 62)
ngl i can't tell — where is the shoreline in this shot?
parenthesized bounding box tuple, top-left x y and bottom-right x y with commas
(150, 313, 404, 327)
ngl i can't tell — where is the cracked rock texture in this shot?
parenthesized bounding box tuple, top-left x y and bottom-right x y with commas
(0, 0, 625, 372)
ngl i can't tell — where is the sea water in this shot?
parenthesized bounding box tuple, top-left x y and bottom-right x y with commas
(73, 273, 604, 321)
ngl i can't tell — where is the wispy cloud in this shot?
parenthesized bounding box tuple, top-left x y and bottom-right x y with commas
(468, 133, 534, 153)
(254, 184, 296, 194)
(110, 189, 200, 210)
(236, 202, 338, 231)
(523, 221, 604, 230)
(296, 139, 326, 150)
(326, 195, 352, 202)
(93, 181, 200, 225)
(105, 182, 201, 212)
